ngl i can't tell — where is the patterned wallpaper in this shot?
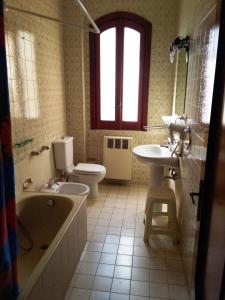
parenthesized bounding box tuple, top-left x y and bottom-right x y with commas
(63, 0, 179, 184)
(5, 0, 67, 193)
(175, 0, 217, 295)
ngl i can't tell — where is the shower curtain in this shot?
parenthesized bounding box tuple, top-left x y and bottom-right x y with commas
(0, 0, 19, 299)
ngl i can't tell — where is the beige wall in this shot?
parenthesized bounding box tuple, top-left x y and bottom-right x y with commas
(175, 0, 217, 296)
(5, 0, 67, 194)
(63, 0, 179, 184)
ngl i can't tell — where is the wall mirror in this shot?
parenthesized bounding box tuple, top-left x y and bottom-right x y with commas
(169, 36, 190, 116)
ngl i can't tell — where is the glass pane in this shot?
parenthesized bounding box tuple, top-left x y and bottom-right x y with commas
(122, 27, 140, 122)
(100, 28, 116, 121)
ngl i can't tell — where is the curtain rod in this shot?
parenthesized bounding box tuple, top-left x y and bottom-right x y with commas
(4, 0, 100, 34)
(76, 0, 100, 34)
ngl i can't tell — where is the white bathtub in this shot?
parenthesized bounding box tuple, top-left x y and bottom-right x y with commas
(16, 192, 87, 300)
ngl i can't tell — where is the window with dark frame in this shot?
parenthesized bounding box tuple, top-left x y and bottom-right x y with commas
(89, 12, 152, 130)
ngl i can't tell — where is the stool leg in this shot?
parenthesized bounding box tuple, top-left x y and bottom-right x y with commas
(144, 190, 151, 225)
(170, 202, 179, 244)
(144, 202, 153, 244)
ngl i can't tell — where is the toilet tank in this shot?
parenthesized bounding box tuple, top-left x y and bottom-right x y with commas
(53, 136, 74, 171)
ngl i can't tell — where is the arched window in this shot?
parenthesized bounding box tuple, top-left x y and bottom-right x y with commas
(89, 12, 152, 130)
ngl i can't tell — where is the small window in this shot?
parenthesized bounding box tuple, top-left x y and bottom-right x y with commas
(90, 12, 152, 130)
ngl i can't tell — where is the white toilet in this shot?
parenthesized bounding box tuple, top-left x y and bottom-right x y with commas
(53, 137, 106, 198)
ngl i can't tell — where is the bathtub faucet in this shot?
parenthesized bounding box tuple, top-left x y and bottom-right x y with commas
(23, 178, 33, 190)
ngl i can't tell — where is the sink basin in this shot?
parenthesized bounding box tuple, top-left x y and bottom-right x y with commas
(132, 144, 178, 167)
(41, 182, 90, 196)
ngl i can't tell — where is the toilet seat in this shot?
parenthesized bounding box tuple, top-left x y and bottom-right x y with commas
(73, 163, 106, 175)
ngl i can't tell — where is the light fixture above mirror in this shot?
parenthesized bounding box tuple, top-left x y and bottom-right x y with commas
(169, 35, 190, 63)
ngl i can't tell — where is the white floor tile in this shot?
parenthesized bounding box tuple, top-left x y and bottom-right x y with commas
(93, 276, 113, 292)
(149, 258, 166, 270)
(94, 226, 108, 234)
(169, 285, 189, 300)
(91, 233, 106, 242)
(114, 266, 132, 279)
(74, 274, 94, 289)
(116, 255, 133, 267)
(121, 228, 135, 237)
(130, 295, 149, 300)
(86, 242, 104, 252)
(99, 213, 112, 220)
(118, 245, 133, 255)
(120, 236, 134, 246)
(130, 296, 149, 300)
(90, 290, 110, 300)
(100, 253, 117, 265)
(105, 235, 120, 244)
(68, 288, 91, 300)
(133, 246, 153, 257)
(97, 219, 110, 226)
(150, 270, 167, 283)
(133, 256, 151, 268)
(107, 227, 122, 235)
(103, 243, 119, 254)
(96, 264, 115, 277)
(111, 278, 130, 294)
(167, 271, 186, 285)
(110, 293, 129, 300)
(79, 262, 98, 275)
(150, 282, 169, 298)
(64, 183, 189, 300)
(166, 259, 183, 272)
(83, 252, 101, 263)
(131, 267, 150, 282)
(130, 280, 150, 297)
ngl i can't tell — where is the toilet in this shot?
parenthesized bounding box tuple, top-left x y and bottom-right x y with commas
(53, 137, 106, 198)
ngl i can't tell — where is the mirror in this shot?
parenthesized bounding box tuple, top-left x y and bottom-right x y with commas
(172, 49, 189, 115)
(169, 36, 190, 116)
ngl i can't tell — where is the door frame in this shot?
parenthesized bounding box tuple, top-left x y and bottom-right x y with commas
(195, 0, 225, 298)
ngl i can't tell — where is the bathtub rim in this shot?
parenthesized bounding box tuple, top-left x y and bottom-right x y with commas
(16, 191, 87, 300)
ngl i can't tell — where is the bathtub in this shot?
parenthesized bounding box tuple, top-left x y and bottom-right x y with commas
(16, 192, 87, 300)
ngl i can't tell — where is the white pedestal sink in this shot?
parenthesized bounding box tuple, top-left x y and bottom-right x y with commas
(133, 144, 178, 213)
(132, 144, 178, 188)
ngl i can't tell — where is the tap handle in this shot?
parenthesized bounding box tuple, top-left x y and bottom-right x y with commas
(189, 192, 200, 204)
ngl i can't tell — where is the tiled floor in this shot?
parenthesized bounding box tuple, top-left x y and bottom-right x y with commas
(64, 183, 189, 300)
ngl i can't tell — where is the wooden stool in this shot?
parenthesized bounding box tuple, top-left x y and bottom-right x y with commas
(144, 186, 179, 244)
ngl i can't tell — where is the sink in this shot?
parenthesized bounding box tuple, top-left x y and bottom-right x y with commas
(132, 144, 178, 188)
(132, 144, 178, 167)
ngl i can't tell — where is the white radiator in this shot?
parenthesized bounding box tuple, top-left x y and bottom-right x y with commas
(103, 136, 133, 180)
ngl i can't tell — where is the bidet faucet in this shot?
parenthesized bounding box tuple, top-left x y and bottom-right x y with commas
(47, 178, 59, 187)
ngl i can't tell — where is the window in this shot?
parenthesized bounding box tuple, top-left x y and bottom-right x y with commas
(89, 12, 152, 130)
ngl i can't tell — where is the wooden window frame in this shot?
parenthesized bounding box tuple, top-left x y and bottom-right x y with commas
(89, 12, 152, 130)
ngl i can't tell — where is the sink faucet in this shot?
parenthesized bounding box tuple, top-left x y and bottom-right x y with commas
(160, 139, 173, 151)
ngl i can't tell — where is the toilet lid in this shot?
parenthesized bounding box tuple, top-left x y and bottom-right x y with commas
(74, 163, 106, 174)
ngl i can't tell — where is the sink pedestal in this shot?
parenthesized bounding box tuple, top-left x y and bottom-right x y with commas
(148, 165, 165, 212)
(149, 165, 164, 188)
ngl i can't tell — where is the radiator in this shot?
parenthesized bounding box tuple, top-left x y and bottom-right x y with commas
(103, 136, 133, 180)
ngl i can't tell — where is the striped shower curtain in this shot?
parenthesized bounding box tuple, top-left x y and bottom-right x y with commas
(0, 0, 19, 299)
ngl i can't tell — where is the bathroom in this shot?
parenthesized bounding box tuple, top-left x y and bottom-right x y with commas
(1, 0, 225, 299)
